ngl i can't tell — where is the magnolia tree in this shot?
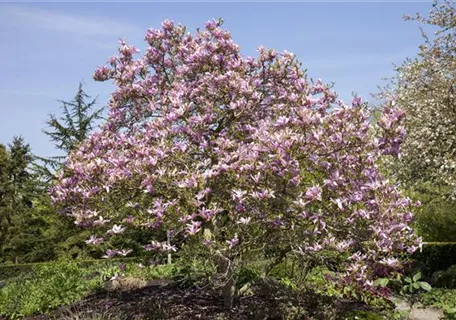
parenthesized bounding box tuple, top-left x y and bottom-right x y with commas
(51, 19, 420, 307)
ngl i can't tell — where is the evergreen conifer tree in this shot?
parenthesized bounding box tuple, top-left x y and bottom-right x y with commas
(35, 82, 103, 180)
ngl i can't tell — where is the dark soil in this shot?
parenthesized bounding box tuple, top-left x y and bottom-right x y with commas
(17, 279, 375, 320)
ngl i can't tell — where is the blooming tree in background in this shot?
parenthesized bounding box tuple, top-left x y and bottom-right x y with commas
(384, 0, 456, 193)
(51, 19, 420, 307)
(375, 0, 456, 243)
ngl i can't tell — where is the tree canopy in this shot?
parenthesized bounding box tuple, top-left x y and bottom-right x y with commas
(51, 19, 420, 306)
(385, 0, 456, 192)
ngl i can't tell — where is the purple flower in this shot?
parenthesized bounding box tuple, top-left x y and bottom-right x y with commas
(85, 235, 104, 245)
(93, 66, 110, 81)
(102, 249, 119, 259)
(305, 185, 322, 201)
(226, 235, 239, 249)
(186, 221, 202, 235)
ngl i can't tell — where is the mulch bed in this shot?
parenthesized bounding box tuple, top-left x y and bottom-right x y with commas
(13, 279, 374, 320)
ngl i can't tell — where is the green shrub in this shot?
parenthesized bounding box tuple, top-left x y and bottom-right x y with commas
(413, 243, 456, 277)
(236, 267, 261, 289)
(267, 260, 293, 279)
(0, 263, 35, 281)
(411, 184, 456, 243)
(0, 257, 141, 281)
(432, 265, 456, 289)
(128, 263, 178, 280)
(420, 289, 456, 319)
(0, 260, 102, 318)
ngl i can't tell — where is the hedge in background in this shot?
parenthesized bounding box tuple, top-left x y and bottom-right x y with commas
(413, 243, 456, 278)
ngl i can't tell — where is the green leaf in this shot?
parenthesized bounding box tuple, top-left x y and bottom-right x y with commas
(374, 278, 389, 287)
(446, 307, 456, 314)
(413, 272, 422, 282)
(419, 282, 432, 291)
(413, 282, 420, 290)
(404, 277, 412, 283)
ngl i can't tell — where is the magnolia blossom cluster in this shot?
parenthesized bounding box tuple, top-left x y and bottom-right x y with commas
(51, 19, 420, 293)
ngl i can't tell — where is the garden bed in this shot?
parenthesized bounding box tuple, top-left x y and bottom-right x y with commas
(13, 279, 376, 320)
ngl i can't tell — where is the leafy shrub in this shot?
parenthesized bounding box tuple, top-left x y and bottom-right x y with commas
(98, 264, 121, 281)
(236, 266, 261, 289)
(0, 260, 102, 318)
(420, 289, 456, 319)
(0, 263, 35, 281)
(133, 263, 177, 280)
(401, 272, 432, 294)
(267, 260, 294, 280)
(92, 261, 179, 283)
(412, 185, 456, 242)
(0, 257, 141, 281)
(432, 265, 456, 289)
(413, 243, 456, 277)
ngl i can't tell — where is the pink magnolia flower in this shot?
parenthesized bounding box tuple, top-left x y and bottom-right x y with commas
(186, 221, 202, 235)
(305, 185, 322, 201)
(122, 215, 135, 224)
(107, 224, 126, 235)
(93, 66, 110, 81)
(85, 235, 104, 245)
(379, 257, 400, 267)
(226, 235, 239, 249)
(93, 216, 111, 226)
(102, 249, 119, 259)
(144, 240, 177, 252)
(231, 189, 247, 203)
(236, 217, 251, 225)
(118, 249, 133, 257)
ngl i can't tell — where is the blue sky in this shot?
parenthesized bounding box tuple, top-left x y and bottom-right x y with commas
(0, 1, 432, 157)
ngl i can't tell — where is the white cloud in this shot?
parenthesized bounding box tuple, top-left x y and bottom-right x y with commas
(0, 4, 142, 38)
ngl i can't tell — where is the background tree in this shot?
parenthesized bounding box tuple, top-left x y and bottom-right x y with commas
(380, 0, 456, 241)
(35, 82, 103, 181)
(0, 137, 41, 262)
(0, 136, 97, 263)
(32, 83, 106, 259)
(0, 144, 11, 251)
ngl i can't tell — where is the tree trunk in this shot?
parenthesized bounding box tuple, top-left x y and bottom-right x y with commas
(204, 223, 235, 309)
(217, 257, 235, 309)
(166, 230, 172, 265)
